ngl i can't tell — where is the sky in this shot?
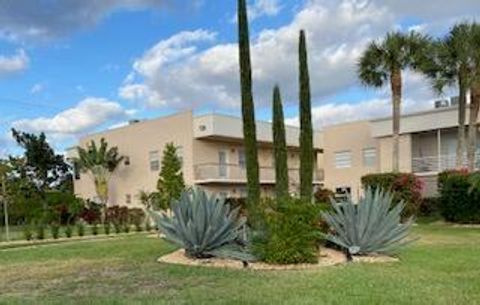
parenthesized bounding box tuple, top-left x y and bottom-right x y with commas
(0, 0, 479, 156)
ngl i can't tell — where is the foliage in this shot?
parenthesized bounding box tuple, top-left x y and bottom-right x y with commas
(128, 208, 145, 232)
(361, 173, 423, 218)
(438, 170, 480, 223)
(92, 224, 99, 236)
(357, 31, 430, 172)
(253, 197, 321, 264)
(314, 187, 335, 204)
(22, 225, 33, 241)
(322, 188, 414, 256)
(272, 85, 289, 199)
(76, 138, 124, 211)
(123, 224, 130, 233)
(79, 200, 102, 224)
(76, 223, 85, 237)
(64, 225, 72, 238)
(45, 191, 84, 225)
(237, 0, 260, 209)
(145, 221, 152, 232)
(150, 188, 255, 261)
(299, 30, 314, 201)
(50, 224, 60, 239)
(35, 224, 45, 240)
(157, 143, 185, 209)
(106, 206, 129, 227)
(418, 197, 441, 218)
(104, 222, 111, 235)
(137, 190, 166, 210)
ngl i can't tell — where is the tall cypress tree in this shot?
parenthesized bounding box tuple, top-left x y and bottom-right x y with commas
(238, 0, 260, 207)
(272, 85, 289, 200)
(299, 30, 314, 201)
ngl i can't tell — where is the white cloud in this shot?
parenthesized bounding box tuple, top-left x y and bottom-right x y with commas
(120, 0, 393, 110)
(12, 97, 132, 139)
(30, 83, 44, 94)
(0, 49, 29, 76)
(249, 0, 282, 19)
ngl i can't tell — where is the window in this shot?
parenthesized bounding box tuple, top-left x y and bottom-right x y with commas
(335, 151, 352, 169)
(73, 161, 81, 180)
(238, 148, 246, 168)
(149, 151, 159, 171)
(124, 156, 130, 166)
(335, 187, 351, 201)
(363, 148, 376, 167)
(126, 194, 132, 204)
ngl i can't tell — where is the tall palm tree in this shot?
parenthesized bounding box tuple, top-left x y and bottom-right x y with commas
(467, 23, 480, 171)
(76, 138, 124, 220)
(420, 24, 473, 168)
(358, 31, 430, 172)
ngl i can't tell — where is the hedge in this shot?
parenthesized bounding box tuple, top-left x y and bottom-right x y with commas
(361, 173, 423, 218)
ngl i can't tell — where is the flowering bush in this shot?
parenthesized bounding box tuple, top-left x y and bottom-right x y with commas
(361, 173, 423, 218)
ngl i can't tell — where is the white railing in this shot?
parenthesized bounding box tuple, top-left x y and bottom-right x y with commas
(412, 154, 480, 173)
(194, 163, 324, 183)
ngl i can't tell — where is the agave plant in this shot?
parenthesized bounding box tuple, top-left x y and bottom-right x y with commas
(321, 188, 414, 256)
(150, 188, 255, 262)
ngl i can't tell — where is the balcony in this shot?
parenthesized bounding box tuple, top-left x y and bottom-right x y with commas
(412, 154, 480, 173)
(194, 163, 324, 184)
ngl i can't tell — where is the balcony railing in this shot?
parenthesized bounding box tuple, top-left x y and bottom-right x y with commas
(412, 154, 480, 173)
(194, 163, 324, 183)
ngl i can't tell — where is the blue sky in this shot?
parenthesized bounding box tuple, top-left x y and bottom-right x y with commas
(0, 0, 479, 156)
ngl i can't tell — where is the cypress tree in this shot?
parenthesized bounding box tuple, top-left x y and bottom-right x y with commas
(238, 0, 260, 207)
(157, 143, 185, 208)
(299, 30, 314, 201)
(272, 85, 289, 200)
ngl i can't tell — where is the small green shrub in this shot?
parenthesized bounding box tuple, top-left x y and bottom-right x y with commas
(145, 221, 152, 232)
(104, 222, 111, 235)
(418, 197, 440, 217)
(322, 188, 414, 256)
(35, 224, 45, 240)
(76, 223, 85, 237)
(114, 223, 121, 234)
(50, 224, 60, 239)
(361, 173, 423, 218)
(438, 170, 480, 223)
(253, 197, 321, 265)
(128, 208, 145, 232)
(23, 225, 33, 241)
(123, 225, 130, 233)
(91, 224, 99, 235)
(64, 225, 73, 238)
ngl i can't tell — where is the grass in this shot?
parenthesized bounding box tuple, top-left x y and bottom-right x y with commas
(0, 223, 479, 305)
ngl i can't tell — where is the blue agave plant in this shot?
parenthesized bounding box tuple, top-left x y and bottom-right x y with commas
(150, 188, 255, 261)
(321, 188, 414, 256)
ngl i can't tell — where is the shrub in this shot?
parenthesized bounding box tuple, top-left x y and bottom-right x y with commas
(76, 223, 85, 237)
(50, 224, 60, 239)
(322, 188, 414, 256)
(79, 200, 102, 225)
(145, 221, 152, 232)
(92, 224, 99, 235)
(123, 224, 130, 233)
(361, 173, 423, 218)
(438, 170, 480, 223)
(104, 222, 111, 235)
(106, 206, 129, 228)
(114, 223, 121, 234)
(23, 225, 33, 241)
(128, 208, 145, 232)
(314, 187, 335, 204)
(253, 197, 321, 264)
(35, 224, 45, 240)
(150, 188, 254, 261)
(418, 197, 440, 217)
(64, 225, 73, 238)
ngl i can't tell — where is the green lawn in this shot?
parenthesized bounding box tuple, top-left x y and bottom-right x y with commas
(0, 224, 479, 305)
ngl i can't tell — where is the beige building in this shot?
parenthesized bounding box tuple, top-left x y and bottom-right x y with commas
(323, 100, 480, 201)
(67, 111, 324, 206)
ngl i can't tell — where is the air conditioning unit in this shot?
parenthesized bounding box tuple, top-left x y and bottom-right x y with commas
(450, 96, 460, 106)
(434, 99, 449, 108)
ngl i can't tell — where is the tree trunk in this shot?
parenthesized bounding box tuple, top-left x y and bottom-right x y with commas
(237, 0, 260, 212)
(456, 74, 467, 168)
(299, 30, 314, 201)
(272, 86, 289, 200)
(467, 84, 480, 171)
(390, 69, 402, 173)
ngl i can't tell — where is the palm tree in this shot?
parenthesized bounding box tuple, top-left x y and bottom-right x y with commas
(419, 24, 472, 168)
(467, 23, 480, 171)
(358, 31, 430, 172)
(76, 138, 124, 220)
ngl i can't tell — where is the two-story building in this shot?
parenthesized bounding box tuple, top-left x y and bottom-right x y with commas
(68, 111, 324, 206)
